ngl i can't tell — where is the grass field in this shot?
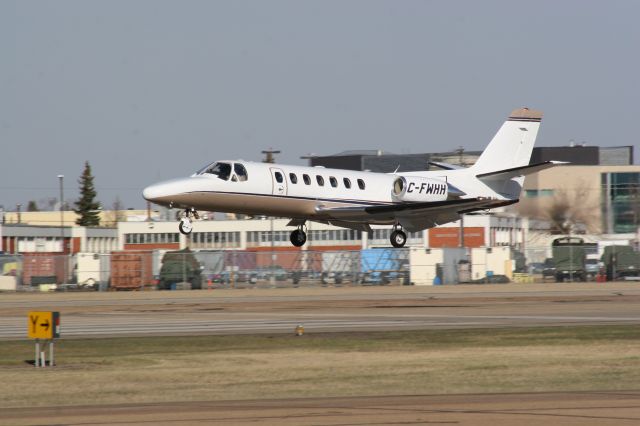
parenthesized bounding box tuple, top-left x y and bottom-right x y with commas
(1, 326, 639, 408)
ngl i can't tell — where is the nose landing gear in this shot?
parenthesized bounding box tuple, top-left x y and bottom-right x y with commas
(290, 224, 307, 247)
(178, 208, 199, 235)
(390, 224, 407, 248)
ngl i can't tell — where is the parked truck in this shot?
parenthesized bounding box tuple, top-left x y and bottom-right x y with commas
(551, 237, 586, 282)
(158, 249, 202, 290)
(601, 245, 640, 280)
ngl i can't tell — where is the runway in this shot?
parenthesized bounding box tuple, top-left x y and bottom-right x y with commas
(3, 392, 640, 426)
(2, 283, 640, 338)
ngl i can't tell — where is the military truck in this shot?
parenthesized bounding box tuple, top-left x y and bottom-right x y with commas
(551, 237, 586, 282)
(601, 245, 640, 281)
(158, 249, 202, 290)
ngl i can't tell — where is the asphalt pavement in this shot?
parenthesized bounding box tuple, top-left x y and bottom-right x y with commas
(2, 283, 639, 338)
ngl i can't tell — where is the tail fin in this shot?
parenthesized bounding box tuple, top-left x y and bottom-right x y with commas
(471, 107, 543, 175)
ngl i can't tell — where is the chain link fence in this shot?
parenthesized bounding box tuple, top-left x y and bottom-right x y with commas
(1, 243, 639, 291)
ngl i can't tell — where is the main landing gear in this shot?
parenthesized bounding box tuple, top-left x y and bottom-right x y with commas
(390, 224, 407, 248)
(290, 224, 307, 247)
(178, 208, 199, 235)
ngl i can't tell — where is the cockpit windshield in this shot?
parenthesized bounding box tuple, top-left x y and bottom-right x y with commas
(198, 162, 232, 180)
(196, 161, 248, 182)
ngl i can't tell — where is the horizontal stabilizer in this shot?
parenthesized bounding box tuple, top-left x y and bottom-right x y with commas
(476, 161, 568, 180)
(428, 161, 464, 170)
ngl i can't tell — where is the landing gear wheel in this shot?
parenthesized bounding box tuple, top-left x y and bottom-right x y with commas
(179, 217, 193, 235)
(390, 230, 407, 248)
(290, 229, 307, 247)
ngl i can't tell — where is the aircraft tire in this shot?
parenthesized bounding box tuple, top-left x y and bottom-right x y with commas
(390, 230, 407, 248)
(290, 229, 307, 247)
(179, 219, 193, 235)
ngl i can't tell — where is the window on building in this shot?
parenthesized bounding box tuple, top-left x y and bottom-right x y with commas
(525, 189, 554, 198)
(289, 173, 298, 184)
(602, 172, 640, 233)
(357, 179, 365, 190)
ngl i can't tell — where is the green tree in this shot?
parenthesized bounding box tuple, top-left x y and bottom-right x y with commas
(26, 200, 39, 211)
(74, 161, 101, 226)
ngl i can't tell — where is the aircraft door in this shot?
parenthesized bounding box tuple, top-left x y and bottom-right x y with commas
(270, 168, 288, 196)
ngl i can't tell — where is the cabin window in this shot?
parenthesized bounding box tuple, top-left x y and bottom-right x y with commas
(329, 176, 338, 188)
(357, 179, 365, 190)
(289, 173, 298, 184)
(303, 174, 311, 185)
(205, 162, 232, 181)
(316, 175, 325, 186)
(274, 172, 284, 183)
(343, 178, 351, 189)
(234, 163, 248, 182)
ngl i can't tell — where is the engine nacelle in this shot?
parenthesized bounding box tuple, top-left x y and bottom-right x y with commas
(391, 176, 448, 202)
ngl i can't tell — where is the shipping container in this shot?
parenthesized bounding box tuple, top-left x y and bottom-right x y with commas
(110, 251, 154, 290)
(428, 227, 485, 248)
(360, 249, 408, 285)
(254, 250, 301, 270)
(223, 250, 257, 271)
(22, 253, 67, 285)
(76, 253, 111, 287)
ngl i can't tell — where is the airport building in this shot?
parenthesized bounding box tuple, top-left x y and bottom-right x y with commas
(116, 214, 534, 252)
(1, 209, 161, 227)
(514, 164, 640, 234)
(307, 145, 634, 171)
(0, 224, 118, 254)
(307, 149, 481, 172)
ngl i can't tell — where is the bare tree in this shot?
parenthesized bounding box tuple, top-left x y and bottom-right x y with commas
(103, 196, 126, 227)
(544, 184, 600, 234)
(43, 197, 57, 211)
(516, 179, 600, 234)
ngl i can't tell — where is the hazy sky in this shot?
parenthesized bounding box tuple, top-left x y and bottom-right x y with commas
(2, 0, 639, 210)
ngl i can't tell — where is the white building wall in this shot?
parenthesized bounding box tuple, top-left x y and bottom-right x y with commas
(470, 247, 512, 280)
(409, 248, 443, 285)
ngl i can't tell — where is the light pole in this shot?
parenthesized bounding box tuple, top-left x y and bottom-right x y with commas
(58, 175, 65, 284)
(270, 216, 275, 286)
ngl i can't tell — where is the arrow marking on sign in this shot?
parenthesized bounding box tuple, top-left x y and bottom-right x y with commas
(40, 319, 50, 331)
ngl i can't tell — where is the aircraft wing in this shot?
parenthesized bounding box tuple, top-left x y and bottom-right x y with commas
(316, 198, 497, 232)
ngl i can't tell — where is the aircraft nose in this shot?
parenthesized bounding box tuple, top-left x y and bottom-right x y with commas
(142, 177, 199, 205)
(142, 183, 164, 202)
(143, 179, 183, 203)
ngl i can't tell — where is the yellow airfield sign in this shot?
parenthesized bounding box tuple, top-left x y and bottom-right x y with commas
(28, 311, 60, 339)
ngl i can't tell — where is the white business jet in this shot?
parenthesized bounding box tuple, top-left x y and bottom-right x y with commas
(143, 108, 562, 248)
